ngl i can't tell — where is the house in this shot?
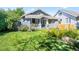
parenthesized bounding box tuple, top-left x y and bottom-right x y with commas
(20, 9, 57, 29)
(54, 9, 79, 30)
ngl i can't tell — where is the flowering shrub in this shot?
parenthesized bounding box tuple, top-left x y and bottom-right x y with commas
(58, 24, 75, 30)
(37, 29, 79, 51)
(58, 24, 65, 30)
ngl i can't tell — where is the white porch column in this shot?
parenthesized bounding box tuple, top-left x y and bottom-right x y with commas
(38, 19, 41, 29)
(46, 19, 49, 29)
(29, 18, 32, 31)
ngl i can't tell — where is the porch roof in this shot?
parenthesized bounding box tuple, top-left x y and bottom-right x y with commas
(56, 9, 79, 17)
(24, 14, 57, 20)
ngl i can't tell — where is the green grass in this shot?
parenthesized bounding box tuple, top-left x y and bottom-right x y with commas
(0, 30, 47, 51)
(0, 29, 79, 51)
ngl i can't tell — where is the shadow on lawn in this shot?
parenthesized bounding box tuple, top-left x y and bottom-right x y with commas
(0, 31, 10, 36)
(0, 30, 17, 36)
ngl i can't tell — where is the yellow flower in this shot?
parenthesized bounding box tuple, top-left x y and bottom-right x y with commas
(58, 24, 65, 30)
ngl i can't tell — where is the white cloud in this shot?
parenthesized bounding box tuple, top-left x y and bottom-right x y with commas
(30, 8, 36, 11)
(62, 7, 68, 9)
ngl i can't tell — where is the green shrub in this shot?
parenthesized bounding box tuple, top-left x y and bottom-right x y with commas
(0, 29, 79, 51)
(18, 25, 29, 31)
(76, 36, 79, 40)
(30, 24, 39, 31)
(15, 29, 78, 51)
(37, 31, 75, 51)
(64, 30, 78, 39)
(48, 29, 78, 39)
(36, 29, 79, 51)
(48, 29, 66, 39)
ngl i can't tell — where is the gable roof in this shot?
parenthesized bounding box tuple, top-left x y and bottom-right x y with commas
(27, 9, 50, 16)
(54, 9, 79, 17)
(21, 9, 57, 19)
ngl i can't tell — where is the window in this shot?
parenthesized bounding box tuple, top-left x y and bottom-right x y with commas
(59, 12, 62, 15)
(66, 18, 69, 24)
(27, 19, 30, 21)
(66, 18, 71, 24)
(58, 19, 62, 24)
(32, 18, 35, 23)
(60, 19, 62, 21)
(69, 19, 71, 23)
(23, 19, 26, 22)
(23, 18, 30, 22)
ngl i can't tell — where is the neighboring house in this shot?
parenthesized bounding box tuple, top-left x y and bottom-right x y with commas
(54, 9, 79, 30)
(20, 9, 57, 29)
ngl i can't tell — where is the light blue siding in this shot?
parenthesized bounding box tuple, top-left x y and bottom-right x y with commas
(56, 11, 77, 24)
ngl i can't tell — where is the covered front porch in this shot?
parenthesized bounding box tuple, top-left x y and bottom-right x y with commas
(29, 18, 49, 29)
(22, 14, 58, 29)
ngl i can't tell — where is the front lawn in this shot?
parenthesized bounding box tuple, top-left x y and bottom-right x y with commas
(0, 29, 79, 51)
(0, 30, 47, 51)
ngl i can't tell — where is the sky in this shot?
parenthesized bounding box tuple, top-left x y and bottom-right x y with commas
(23, 7, 79, 16)
(0, 7, 79, 16)
(23, 7, 60, 16)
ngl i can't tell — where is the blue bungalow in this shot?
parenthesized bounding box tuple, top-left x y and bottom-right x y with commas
(54, 9, 79, 29)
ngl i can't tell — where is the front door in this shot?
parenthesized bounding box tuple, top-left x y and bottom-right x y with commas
(41, 20, 46, 27)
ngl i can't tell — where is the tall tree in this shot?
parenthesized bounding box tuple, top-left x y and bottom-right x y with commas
(14, 8, 24, 16)
(0, 9, 7, 31)
(6, 8, 25, 30)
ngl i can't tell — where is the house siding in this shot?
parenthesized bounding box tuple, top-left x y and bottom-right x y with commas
(56, 11, 77, 24)
(55, 10, 77, 30)
(20, 19, 31, 27)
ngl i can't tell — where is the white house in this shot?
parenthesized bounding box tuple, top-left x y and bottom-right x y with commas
(20, 9, 57, 29)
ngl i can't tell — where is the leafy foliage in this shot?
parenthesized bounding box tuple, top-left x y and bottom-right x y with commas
(38, 29, 76, 51)
(0, 9, 7, 31)
(6, 8, 24, 30)
(0, 8, 25, 31)
(18, 25, 29, 31)
(0, 30, 79, 51)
